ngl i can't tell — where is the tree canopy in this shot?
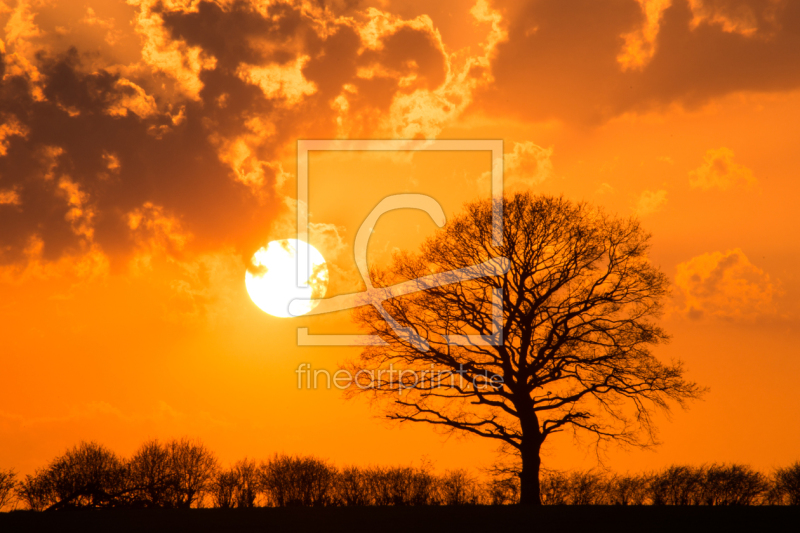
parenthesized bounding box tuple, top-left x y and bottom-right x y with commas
(349, 192, 705, 505)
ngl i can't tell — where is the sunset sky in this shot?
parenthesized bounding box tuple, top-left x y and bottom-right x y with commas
(1, 0, 799, 478)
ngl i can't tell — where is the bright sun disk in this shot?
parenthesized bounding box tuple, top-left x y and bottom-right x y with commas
(245, 239, 328, 318)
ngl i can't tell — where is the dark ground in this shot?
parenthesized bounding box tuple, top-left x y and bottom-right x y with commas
(1, 506, 798, 533)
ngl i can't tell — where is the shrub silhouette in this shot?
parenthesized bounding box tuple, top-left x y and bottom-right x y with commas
(16, 442, 126, 510)
(699, 464, 767, 505)
(260, 454, 337, 507)
(606, 474, 648, 506)
(362, 466, 440, 506)
(127, 438, 218, 509)
(439, 469, 483, 506)
(773, 461, 800, 505)
(648, 465, 705, 505)
(210, 459, 259, 509)
(336, 466, 371, 506)
(127, 439, 176, 508)
(0, 469, 18, 511)
(6, 438, 800, 510)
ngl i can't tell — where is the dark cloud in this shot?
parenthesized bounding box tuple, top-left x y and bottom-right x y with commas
(479, 0, 800, 123)
(0, 47, 271, 265)
(159, 0, 447, 115)
(629, 0, 800, 109)
(0, 0, 451, 268)
(161, 1, 306, 70)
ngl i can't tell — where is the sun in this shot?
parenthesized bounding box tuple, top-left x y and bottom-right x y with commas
(245, 239, 328, 318)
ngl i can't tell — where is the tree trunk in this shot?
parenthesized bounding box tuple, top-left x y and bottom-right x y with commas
(519, 438, 543, 505)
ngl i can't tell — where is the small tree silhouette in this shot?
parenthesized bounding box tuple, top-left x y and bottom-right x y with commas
(350, 193, 704, 505)
(700, 464, 767, 505)
(16, 441, 127, 510)
(164, 438, 218, 508)
(209, 459, 260, 509)
(773, 462, 800, 505)
(259, 454, 337, 507)
(0, 468, 18, 511)
(128, 439, 175, 508)
(128, 438, 218, 508)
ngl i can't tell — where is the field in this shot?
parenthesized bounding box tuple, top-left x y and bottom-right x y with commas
(2, 506, 799, 533)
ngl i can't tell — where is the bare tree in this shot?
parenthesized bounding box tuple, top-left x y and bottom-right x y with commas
(700, 464, 767, 506)
(15, 442, 127, 510)
(349, 193, 704, 505)
(209, 458, 260, 508)
(128, 439, 175, 508)
(0, 468, 18, 511)
(565, 471, 607, 505)
(260, 454, 337, 507)
(127, 438, 217, 509)
(16, 473, 53, 511)
(439, 469, 483, 505)
(606, 473, 648, 505)
(210, 469, 238, 509)
(773, 462, 800, 505)
(539, 471, 570, 505)
(165, 438, 218, 508)
(337, 466, 370, 506)
(648, 465, 705, 505)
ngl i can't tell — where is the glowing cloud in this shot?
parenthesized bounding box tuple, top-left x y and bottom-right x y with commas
(618, 0, 672, 71)
(689, 147, 757, 190)
(127, 202, 192, 269)
(688, 0, 780, 36)
(0, 188, 21, 206)
(0, 116, 29, 156)
(674, 248, 778, 320)
(237, 56, 317, 105)
(128, 0, 216, 101)
(634, 189, 668, 216)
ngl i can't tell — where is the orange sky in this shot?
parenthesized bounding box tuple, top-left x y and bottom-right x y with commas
(1, 0, 799, 477)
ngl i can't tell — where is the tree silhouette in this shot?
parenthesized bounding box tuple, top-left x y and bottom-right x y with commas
(16, 442, 127, 510)
(164, 438, 218, 508)
(128, 439, 176, 508)
(259, 454, 337, 507)
(349, 193, 704, 505)
(773, 462, 800, 505)
(127, 438, 218, 508)
(210, 459, 259, 508)
(0, 468, 18, 510)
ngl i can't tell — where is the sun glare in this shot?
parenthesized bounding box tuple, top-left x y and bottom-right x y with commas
(245, 239, 328, 318)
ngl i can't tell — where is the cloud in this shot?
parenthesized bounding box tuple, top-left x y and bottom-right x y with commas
(365, 2, 503, 139)
(689, 147, 757, 190)
(0, 234, 109, 284)
(127, 201, 192, 270)
(618, 0, 673, 71)
(268, 197, 348, 263)
(688, 0, 783, 36)
(164, 249, 248, 325)
(479, 0, 800, 123)
(0, 0, 509, 275)
(0, 115, 29, 155)
(130, 0, 217, 101)
(596, 182, 615, 195)
(674, 248, 778, 320)
(503, 141, 554, 189)
(105, 78, 159, 118)
(0, 187, 21, 205)
(237, 56, 317, 105)
(634, 188, 667, 215)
